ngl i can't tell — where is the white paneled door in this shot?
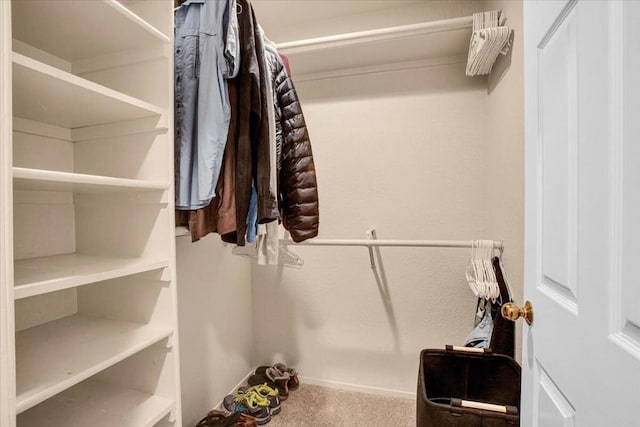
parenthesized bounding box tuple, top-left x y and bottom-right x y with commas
(523, 0, 640, 425)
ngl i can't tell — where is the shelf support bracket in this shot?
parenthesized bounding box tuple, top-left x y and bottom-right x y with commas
(165, 334, 175, 350)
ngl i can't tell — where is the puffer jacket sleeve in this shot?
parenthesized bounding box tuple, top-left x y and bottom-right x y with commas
(274, 59, 319, 242)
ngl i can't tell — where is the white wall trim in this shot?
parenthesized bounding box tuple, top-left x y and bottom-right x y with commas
(70, 116, 168, 142)
(213, 370, 255, 411)
(13, 118, 73, 142)
(214, 369, 417, 413)
(12, 38, 72, 73)
(73, 45, 169, 76)
(607, 0, 624, 340)
(12, 116, 168, 143)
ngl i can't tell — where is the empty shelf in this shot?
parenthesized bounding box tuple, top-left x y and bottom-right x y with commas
(14, 254, 169, 300)
(13, 168, 168, 193)
(13, 53, 165, 128)
(12, 0, 169, 62)
(175, 226, 190, 237)
(17, 379, 174, 427)
(277, 16, 473, 78)
(16, 314, 173, 413)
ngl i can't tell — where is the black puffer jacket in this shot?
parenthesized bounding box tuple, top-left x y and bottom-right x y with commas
(273, 58, 319, 242)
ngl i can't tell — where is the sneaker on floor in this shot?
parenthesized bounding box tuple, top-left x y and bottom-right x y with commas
(223, 390, 271, 425)
(238, 384, 281, 415)
(248, 368, 290, 401)
(196, 410, 258, 427)
(255, 363, 300, 391)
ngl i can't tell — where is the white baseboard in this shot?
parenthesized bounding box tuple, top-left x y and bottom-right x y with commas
(298, 375, 416, 400)
(213, 369, 255, 411)
(216, 368, 416, 410)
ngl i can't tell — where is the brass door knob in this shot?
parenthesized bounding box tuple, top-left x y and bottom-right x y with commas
(501, 301, 534, 325)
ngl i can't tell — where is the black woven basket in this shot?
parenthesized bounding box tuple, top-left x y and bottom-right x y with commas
(417, 346, 521, 427)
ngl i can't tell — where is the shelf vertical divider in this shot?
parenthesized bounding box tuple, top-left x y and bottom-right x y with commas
(0, 1, 16, 426)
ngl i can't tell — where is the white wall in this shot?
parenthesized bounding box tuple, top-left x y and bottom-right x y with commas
(176, 238, 253, 426)
(247, 0, 525, 396)
(252, 62, 497, 395)
(484, 0, 525, 362)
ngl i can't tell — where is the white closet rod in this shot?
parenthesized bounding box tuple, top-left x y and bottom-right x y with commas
(282, 239, 503, 251)
(281, 234, 503, 270)
(176, 226, 503, 251)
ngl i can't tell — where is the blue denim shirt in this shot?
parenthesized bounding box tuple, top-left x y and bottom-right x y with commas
(246, 184, 258, 244)
(175, 0, 240, 210)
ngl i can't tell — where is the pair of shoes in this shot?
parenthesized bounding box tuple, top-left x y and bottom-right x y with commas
(222, 387, 273, 425)
(196, 410, 257, 427)
(247, 363, 300, 402)
(238, 383, 281, 415)
(256, 363, 300, 392)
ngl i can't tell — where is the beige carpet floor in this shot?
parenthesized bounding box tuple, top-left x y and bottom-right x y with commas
(267, 384, 416, 427)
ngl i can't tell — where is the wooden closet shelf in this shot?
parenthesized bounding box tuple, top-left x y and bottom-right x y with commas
(14, 254, 169, 300)
(16, 314, 173, 414)
(18, 379, 174, 427)
(13, 167, 169, 193)
(13, 53, 166, 129)
(11, 0, 169, 63)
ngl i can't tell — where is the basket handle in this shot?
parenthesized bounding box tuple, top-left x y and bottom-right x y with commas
(451, 398, 518, 415)
(445, 345, 491, 354)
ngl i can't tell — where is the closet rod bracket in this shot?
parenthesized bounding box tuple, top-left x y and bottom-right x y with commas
(366, 228, 378, 270)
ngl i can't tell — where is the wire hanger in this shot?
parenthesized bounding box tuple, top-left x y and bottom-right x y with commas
(232, 241, 304, 268)
(466, 10, 513, 76)
(465, 240, 499, 301)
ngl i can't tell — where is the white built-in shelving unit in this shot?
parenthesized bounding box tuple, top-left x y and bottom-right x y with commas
(1, 1, 181, 426)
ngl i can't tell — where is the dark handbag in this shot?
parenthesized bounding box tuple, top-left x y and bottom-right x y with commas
(417, 346, 520, 427)
(489, 257, 515, 358)
(465, 257, 515, 358)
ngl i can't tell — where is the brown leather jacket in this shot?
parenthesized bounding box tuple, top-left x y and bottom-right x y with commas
(227, 0, 276, 246)
(273, 58, 319, 242)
